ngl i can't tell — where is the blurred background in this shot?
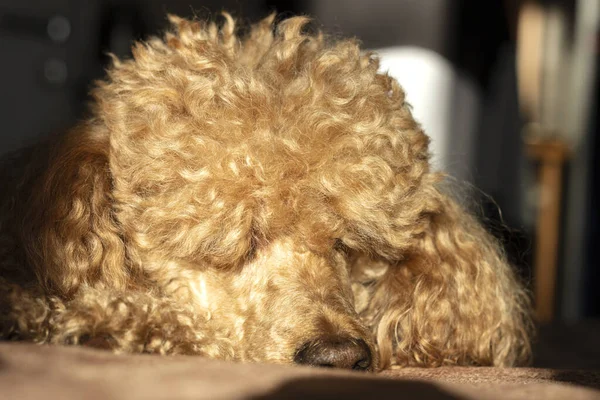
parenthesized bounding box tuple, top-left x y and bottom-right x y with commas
(0, 0, 599, 363)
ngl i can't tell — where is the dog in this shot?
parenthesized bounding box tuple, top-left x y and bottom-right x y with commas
(0, 14, 532, 371)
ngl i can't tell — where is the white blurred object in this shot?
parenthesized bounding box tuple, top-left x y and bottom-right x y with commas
(376, 46, 480, 181)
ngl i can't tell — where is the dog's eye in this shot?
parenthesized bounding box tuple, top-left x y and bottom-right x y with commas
(360, 279, 377, 287)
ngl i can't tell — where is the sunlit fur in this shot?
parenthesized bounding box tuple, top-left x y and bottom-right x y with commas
(0, 14, 532, 369)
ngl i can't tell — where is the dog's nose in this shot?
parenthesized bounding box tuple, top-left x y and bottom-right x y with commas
(293, 337, 372, 371)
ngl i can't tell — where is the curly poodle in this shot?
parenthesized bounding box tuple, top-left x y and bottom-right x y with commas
(0, 14, 532, 371)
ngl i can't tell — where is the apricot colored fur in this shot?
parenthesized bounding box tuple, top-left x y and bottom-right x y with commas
(0, 14, 532, 369)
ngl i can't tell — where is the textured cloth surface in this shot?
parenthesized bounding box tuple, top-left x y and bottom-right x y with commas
(1, 342, 598, 400)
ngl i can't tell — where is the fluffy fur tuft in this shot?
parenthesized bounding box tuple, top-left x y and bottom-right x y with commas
(0, 14, 532, 368)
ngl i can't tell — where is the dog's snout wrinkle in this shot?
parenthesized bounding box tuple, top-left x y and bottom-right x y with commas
(294, 336, 372, 371)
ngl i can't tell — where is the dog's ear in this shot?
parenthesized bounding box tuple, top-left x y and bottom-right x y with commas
(356, 188, 533, 368)
(18, 124, 127, 296)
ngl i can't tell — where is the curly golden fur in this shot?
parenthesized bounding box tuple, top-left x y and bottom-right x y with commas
(0, 14, 532, 369)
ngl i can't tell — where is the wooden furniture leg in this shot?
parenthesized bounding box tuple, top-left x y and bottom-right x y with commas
(525, 136, 569, 323)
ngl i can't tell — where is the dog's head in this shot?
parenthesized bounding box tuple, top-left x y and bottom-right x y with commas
(19, 14, 532, 370)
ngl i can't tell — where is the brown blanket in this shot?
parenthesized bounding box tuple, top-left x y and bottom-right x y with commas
(1, 342, 598, 400)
